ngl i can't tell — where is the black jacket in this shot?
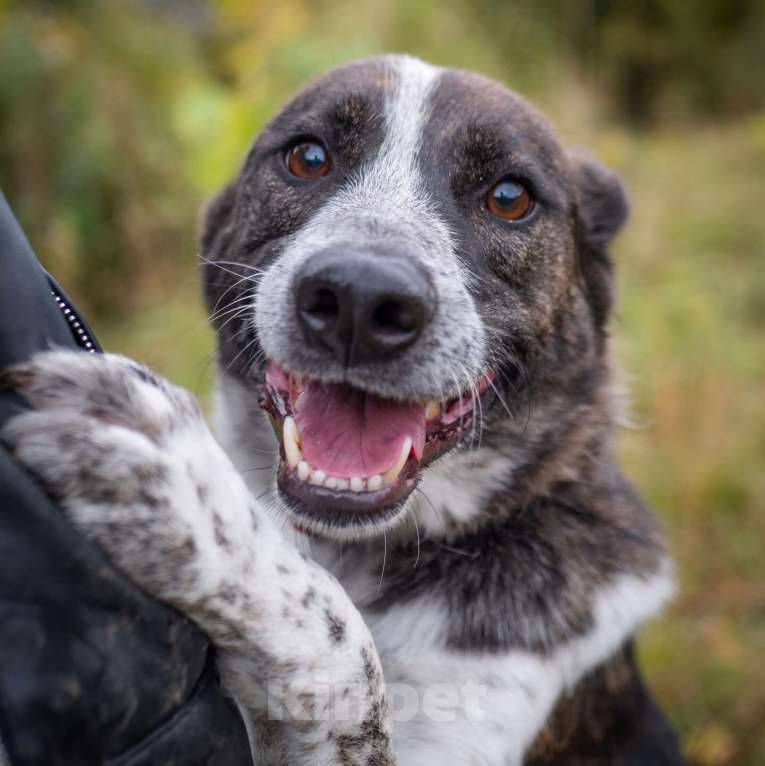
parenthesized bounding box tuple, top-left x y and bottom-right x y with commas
(0, 193, 253, 765)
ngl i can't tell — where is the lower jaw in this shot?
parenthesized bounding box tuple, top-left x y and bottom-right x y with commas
(277, 464, 414, 536)
(275, 430, 463, 537)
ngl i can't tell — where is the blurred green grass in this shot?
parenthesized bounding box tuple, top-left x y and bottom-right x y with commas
(611, 121, 765, 766)
(2, 2, 764, 763)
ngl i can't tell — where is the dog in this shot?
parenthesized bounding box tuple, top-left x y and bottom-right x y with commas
(2, 55, 683, 764)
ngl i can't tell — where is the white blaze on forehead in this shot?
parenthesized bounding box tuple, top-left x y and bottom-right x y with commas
(370, 55, 441, 201)
(385, 54, 441, 147)
(328, 54, 445, 228)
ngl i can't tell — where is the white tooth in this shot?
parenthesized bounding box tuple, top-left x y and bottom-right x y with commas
(325, 477, 339, 490)
(382, 437, 412, 486)
(297, 460, 311, 481)
(283, 416, 302, 468)
(310, 469, 326, 486)
(336, 479, 350, 491)
(367, 474, 383, 492)
(425, 400, 441, 420)
(349, 476, 365, 493)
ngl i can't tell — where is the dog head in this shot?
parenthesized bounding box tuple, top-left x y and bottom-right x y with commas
(201, 55, 628, 540)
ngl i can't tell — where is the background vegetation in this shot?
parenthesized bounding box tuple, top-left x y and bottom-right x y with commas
(1, 1, 763, 763)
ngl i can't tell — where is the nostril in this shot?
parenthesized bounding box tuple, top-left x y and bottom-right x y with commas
(298, 281, 341, 334)
(304, 287, 339, 322)
(371, 299, 422, 336)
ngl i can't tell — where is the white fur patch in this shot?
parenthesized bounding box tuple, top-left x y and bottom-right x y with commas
(414, 445, 517, 536)
(291, 530, 674, 765)
(379, 563, 675, 765)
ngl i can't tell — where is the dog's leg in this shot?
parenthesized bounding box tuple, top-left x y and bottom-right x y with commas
(1, 351, 395, 766)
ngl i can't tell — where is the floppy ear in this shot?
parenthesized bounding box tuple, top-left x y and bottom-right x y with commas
(569, 151, 629, 331)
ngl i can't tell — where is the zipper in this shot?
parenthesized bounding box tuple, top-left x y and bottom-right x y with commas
(46, 275, 102, 354)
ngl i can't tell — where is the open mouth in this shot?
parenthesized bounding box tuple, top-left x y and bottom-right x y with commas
(259, 361, 496, 534)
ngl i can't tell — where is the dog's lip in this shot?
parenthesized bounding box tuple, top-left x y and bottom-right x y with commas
(277, 454, 419, 529)
(274, 418, 474, 530)
(258, 361, 496, 527)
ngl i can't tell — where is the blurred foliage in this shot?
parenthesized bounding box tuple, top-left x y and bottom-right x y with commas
(569, 0, 765, 123)
(0, 0, 208, 315)
(1, 1, 764, 764)
(2, 0, 764, 316)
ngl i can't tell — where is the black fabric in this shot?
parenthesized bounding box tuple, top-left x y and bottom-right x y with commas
(0, 193, 253, 765)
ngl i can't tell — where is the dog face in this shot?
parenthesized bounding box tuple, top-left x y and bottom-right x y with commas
(202, 55, 628, 540)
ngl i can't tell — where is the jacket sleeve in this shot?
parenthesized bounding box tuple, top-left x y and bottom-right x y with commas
(0, 193, 253, 766)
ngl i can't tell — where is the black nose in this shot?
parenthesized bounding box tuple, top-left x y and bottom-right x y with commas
(294, 248, 435, 366)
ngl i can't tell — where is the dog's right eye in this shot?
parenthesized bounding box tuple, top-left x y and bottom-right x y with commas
(286, 142, 332, 179)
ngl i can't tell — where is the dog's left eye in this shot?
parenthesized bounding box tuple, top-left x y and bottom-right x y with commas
(286, 142, 332, 179)
(486, 179, 533, 221)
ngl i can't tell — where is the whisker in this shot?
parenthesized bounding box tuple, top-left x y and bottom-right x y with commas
(414, 486, 440, 527)
(458, 362, 482, 456)
(447, 369, 466, 432)
(470, 365, 485, 456)
(245, 346, 268, 378)
(210, 274, 259, 319)
(488, 347, 534, 435)
(201, 257, 267, 276)
(208, 290, 257, 323)
(224, 334, 262, 377)
(199, 254, 266, 279)
(408, 500, 421, 568)
(209, 301, 252, 326)
(199, 255, 263, 318)
(469, 368, 481, 454)
(212, 306, 254, 335)
(487, 376, 514, 421)
(377, 529, 388, 591)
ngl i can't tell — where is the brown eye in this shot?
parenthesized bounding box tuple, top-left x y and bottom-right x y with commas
(486, 179, 533, 221)
(286, 142, 331, 179)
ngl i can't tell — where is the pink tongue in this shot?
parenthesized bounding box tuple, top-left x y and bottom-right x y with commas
(293, 380, 425, 479)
